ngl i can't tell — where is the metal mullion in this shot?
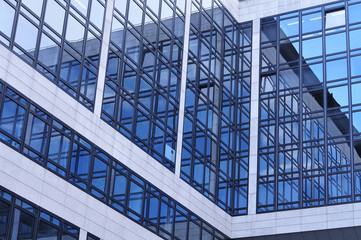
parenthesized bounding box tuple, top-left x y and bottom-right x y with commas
(345, 0, 356, 203)
(298, 8, 304, 208)
(3, 193, 15, 240)
(32, 0, 46, 66)
(321, 5, 329, 207)
(274, 15, 281, 211)
(257, 33, 266, 212)
(86, 145, 96, 195)
(9, 0, 21, 50)
(32, 206, 41, 240)
(76, 0, 92, 103)
(18, 95, 31, 155)
(124, 169, 132, 217)
(56, 0, 70, 86)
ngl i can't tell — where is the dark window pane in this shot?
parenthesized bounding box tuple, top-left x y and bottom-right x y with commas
(48, 129, 70, 171)
(69, 142, 91, 188)
(11, 209, 35, 240)
(91, 157, 108, 193)
(37, 221, 58, 240)
(25, 115, 48, 155)
(0, 201, 10, 239)
(128, 181, 144, 216)
(0, 98, 26, 140)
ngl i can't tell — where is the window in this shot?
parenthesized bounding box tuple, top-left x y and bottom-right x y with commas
(325, 8, 345, 28)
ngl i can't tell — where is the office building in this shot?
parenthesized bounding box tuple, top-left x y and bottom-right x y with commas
(0, 0, 360, 239)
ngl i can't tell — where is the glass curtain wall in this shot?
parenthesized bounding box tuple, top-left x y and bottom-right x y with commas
(0, 186, 80, 240)
(180, 0, 252, 215)
(0, 79, 228, 240)
(101, 0, 186, 171)
(0, 0, 106, 110)
(258, 0, 361, 213)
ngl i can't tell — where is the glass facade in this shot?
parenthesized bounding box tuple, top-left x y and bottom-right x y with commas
(6, 0, 361, 237)
(0, 79, 228, 240)
(180, 0, 251, 215)
(101, 0, 186, 171)
(0, 0, 106, 110)
(0, 186, 80, 240)
(258, 0, 361, 212)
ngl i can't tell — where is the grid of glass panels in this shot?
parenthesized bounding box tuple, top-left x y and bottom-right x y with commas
(0, 186, 80, 240)
(101, 0, 186, 171)
(0, 0, 106, 110)
(0, 79, 228, 240)
(180, 0, 252, 215)
(258, 0, 361, 212)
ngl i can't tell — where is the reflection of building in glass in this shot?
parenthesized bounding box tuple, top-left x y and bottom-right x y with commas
(258, 1, 361, 214)
(181, 1, 251, 215)
(0, 0, 105, 110)
(101, 0, 185, 171)
(2, 0, 361, 239)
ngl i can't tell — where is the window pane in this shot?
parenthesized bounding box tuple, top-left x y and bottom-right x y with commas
(11, 210, 35, 239)
(325, 9, 345, 28)
(0, 1, 15, 38)
(90, 0, 104, 30)
(22, 0, 44, 16)
(128, 181, 143, 216)
(14, 15, 38, 56)
(326, 32, 346, 54)
(45, 0, 65, 34)
(25, 115, 49, 155)
(302, 12, 322, 34)
(91, 157, 108, 192)
(38, 33, 60, 74)
(72, 0, 89, 15)
(280, 17, 299, 38)
(352, 83, 361, 105)
(111, 170, 127, 205)
(349, 3, 361, 24)
(70, 142, 91, 187)
(37, 221, 58, 240)
(326, 59, 347, 81)
(350, 29, 361, 50)
(48, 129, 70, 169)
(302, 37, 322, 59)
(351, 55, 361, 77)
(66, 15, 85, 52)
(0, 98, 26, 140)
(327, 85, 349, 108)
(0, 201, 10, 239)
